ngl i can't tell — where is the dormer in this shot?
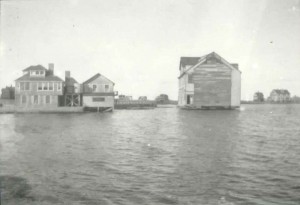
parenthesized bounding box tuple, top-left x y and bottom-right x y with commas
(22, 65, 47, 77)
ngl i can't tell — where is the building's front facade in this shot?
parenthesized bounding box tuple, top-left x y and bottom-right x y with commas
(82, 73, 115, 110)
(268, 89, 291, 102)
(178, 52, 241, 109)
(15, 64, 63, 107)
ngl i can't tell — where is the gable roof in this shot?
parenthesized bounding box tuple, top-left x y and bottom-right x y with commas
(23, 65, 47, 71)
(15, 73, 63, 82)
(178, 52, 241, 79)
(82, 73, 115, 85)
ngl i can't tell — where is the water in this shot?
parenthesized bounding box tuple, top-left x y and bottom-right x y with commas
(1, 104, 300, 205)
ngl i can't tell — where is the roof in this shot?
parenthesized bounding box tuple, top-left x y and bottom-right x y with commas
(82, 73, 115, 85)
(179, 57, 201, 69)
(178, 52, 241, 79)
(272, 89, 290, 95)
(23, 65, 47, 71)
(65, 77, 78, 86)
(15, 74, 63, 82)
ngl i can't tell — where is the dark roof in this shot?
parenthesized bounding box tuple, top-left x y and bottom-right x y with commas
(82, 73, 115, 85)
(180, 57, 201, 69)
(23, 65, 47, 71)
(178, 52, 241, 78)
(272, 89, 290, 95)
(15, 74, 63, 82)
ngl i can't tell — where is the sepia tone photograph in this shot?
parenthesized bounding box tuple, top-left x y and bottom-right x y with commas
(0, 0, 300, 204)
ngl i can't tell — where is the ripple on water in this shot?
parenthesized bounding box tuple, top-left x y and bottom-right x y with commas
(1, 105, 300, 205)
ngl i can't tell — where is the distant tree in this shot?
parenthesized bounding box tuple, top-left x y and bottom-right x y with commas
(253, 92, 264, 102)
(155, 94, 169, 104)
(291, 95, 300, 103)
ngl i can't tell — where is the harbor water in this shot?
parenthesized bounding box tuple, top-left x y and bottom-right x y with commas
(1, 104, 300, 205)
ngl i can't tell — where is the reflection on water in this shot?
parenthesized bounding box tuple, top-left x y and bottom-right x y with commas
(1, 105, 300, 205)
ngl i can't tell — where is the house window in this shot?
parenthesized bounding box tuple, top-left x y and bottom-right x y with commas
(21, 95, 26, 104)
(43, 83, 48, 90)
(20, 82, 24, 91)
(34, 95, 38, 104)
(57, 83, 61, 91)
(40, 71, 44, 75)
(25, 82, 30, 90)
(92, 97, 105, 102)
(20, 82, 30, 91)
(49, 82, 53, 91)
(92, 85, 97, 92)
(38, 82, 43, 90)
(105, 84, 109, 92)
(36, 71, 40, 75)
(46, 95, 50, 104)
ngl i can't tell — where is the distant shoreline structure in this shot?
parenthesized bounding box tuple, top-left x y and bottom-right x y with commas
(241, 100, 300, 104)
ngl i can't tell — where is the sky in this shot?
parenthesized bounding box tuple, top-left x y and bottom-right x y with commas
(0, 0, 300, 100)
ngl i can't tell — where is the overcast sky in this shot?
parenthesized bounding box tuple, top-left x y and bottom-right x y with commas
(0, 0, 299, 100)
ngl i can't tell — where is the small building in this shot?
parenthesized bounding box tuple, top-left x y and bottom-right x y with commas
(268, 89, 291, 103)
(178, 52, 241, 109)
(253, 91, 264, 102)
(82, 73, 115, 111)
(15, 64, 64, 107)
(63, 71, 82, 107)
(1, 86, 15, 99)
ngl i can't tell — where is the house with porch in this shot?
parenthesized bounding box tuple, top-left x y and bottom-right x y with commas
(15, 64, 64, 107)
(178, 52, 241, 109)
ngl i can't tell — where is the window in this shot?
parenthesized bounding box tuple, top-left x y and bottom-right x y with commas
(21, 95, 26, 104)
(20, 82, 25, 91)
(92, 85, 97, 92)
(43, 83, 48, 90)
(34, 95, 38, 104)
(38, 82, 43, 90)
(25, 82, 30, 90)
(49, 82, 53, 91)
(105, 84, 109, 92)
(57, 83, 61, 91)
(40, 71, 44, 75)
(46, 95, 50, 104)
(36, 71, 40, 75)
(20, 82, 30, 91)
(92, 97, 105, 102)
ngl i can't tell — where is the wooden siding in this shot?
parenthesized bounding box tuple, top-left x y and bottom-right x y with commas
(83, 75, 114, 93)
(82, 96, 114, 108)
(192, 64, 231, 107)
(231, 69, 241, 107)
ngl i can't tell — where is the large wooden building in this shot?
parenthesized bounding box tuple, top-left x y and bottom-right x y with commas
(15, 64, 63, 107)
(178, 52, 241, 109)
(82, 73, 115, 111)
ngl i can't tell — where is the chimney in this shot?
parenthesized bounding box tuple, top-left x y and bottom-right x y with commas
(48, 63, 54, 75)
(65, 71, 71, 81)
